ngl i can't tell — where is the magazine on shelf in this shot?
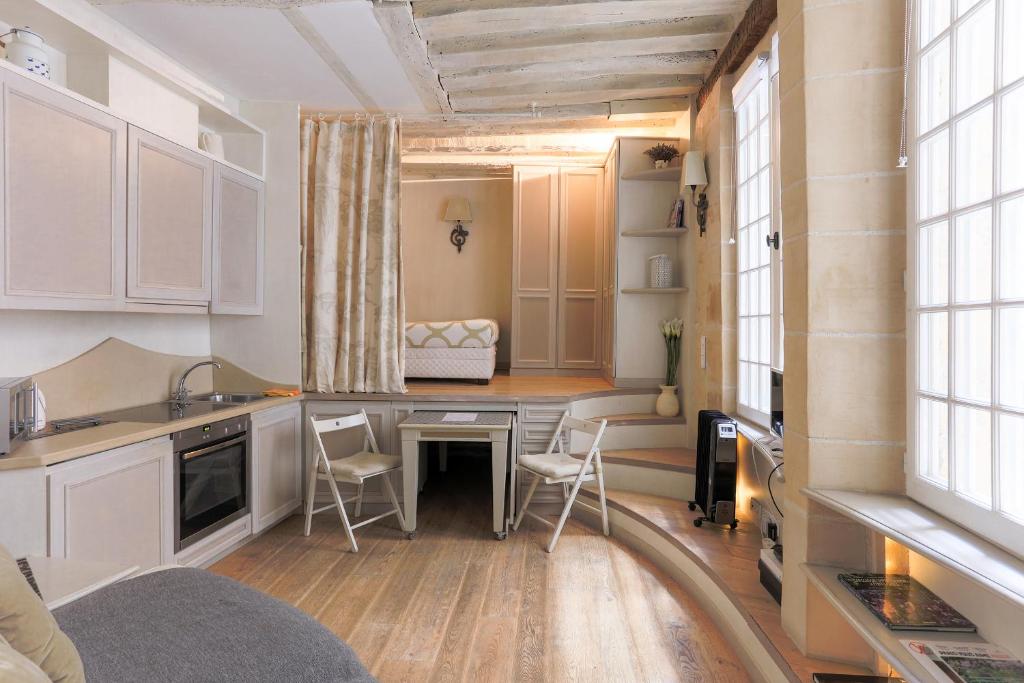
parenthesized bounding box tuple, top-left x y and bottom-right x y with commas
(902, 640, 1024, 683)
(837, 573, 976, 632)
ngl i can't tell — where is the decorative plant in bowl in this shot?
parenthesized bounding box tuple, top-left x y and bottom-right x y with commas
(644, 143, 680, 169)
(657, 318, 683, 417)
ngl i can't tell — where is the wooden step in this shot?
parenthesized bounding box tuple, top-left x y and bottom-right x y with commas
(573, 447, 696, 473)
(598, 412, 686, 426)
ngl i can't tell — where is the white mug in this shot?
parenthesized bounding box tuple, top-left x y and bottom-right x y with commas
(199, 131, 225, 159)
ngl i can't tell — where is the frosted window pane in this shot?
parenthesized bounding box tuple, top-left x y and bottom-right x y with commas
(738, 187, 748, 231)
(953, 207, 992, 303)
(747, 218, 759, 268)
(759, 318, 771, 364)
(954, 309, 991, 402)
(954, 404, 992, 505)
(759, 268, 771, 314)
(999, 196, 1024, 300)
(921, 0, 952, 45)
(957, 0, 983, 16)
(919, 131, 950, 219)
(759, 170, 771, 219)
(739, 361, 749, 405)
(954, 104, 993, 209)
(759, 121, 770, 167)
(759, 365, 770, 412)
(919, 311, 949, 395)
(739, 318, 749, 362)
(919, 397, 949, 485)
(738, 229, 748, 271)
(920, 38, 951, 132)
(759, 221, 772, 267)
(919, 221, 949, 306)
(999, 84, 1024, 193)
(999, 413, 1024, 520)
(954, 1, 994, 113)
(999, 307, 1024, 410)
(1003, 0, 1024, 86)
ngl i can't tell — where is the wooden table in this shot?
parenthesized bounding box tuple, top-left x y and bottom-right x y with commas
(398, 410, 515, 539)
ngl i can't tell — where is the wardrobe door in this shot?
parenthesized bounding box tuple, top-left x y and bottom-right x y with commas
(127, 126, 213, 302)
(0, 68, 127, 311)
(557, 167, 603, 369)
(511, 167, 559, 369)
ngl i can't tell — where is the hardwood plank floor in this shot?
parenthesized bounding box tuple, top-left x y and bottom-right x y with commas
(210, 457, 750, 682)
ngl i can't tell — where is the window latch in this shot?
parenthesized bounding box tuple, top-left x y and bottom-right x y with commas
(765, 231, 780, 250)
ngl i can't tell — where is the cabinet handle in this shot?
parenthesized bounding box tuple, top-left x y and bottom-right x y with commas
(181, 434, 248, 461)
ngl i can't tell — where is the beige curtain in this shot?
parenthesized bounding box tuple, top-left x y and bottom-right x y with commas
(300, 116, 406, 393)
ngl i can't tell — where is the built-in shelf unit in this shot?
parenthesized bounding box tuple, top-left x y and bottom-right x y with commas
(620, 166, 683, 182)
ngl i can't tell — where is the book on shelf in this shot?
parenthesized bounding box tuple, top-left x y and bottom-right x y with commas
(902, 640, 1024, 683)
(812, 674, 905, 682)
(837, 573, 976, 632)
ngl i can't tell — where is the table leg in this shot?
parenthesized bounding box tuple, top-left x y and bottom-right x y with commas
(402, 438, 419, 538)
(491, 434, 508, 539)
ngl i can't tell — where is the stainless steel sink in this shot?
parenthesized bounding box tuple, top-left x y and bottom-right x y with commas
(190, 393, 264, 404)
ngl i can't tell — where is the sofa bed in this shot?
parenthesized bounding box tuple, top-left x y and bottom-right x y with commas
(404, 318, 499, 383)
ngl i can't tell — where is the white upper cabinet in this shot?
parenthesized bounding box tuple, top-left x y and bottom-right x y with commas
(0, 67, 127, 311)
(127, 125, 213, 303)
(212, 163, 264, 315)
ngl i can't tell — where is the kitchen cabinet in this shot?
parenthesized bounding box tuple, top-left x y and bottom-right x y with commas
(47, 437, 174, 572)
(127, 126, 213, 303)
(212, 163, 264, 315)
(511, 165, 604, 371)
(251, 403, 302, 533)
(0, 67, 127, 311)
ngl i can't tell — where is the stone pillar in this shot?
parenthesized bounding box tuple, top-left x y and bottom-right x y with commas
(777, 0, 907, 664)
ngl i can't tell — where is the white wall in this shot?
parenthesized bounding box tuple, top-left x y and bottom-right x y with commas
(209, 100, 301, 386)
(0, 310, 211, 377)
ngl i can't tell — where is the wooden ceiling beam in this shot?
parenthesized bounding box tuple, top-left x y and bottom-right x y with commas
(412, 0, 747, 36)
(696, 0, 777, 112)
(371, 1, 452, 114)
(451, 85, 698, 111)
(445, 73, 701, 98)
(439, 52, 716, 92)
(402, 116, 682, 138)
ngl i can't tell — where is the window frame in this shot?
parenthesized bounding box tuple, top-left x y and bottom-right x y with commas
(733, 37, 782, 428)
(906, 0, 1024, 558)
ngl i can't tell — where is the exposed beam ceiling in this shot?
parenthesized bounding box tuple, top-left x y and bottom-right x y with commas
(404, 0, 746, 115)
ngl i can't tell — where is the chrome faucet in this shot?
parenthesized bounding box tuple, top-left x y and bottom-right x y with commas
(172, 361, 222, 404)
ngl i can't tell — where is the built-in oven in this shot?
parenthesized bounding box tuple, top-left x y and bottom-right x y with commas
(173, 415, 250, 552)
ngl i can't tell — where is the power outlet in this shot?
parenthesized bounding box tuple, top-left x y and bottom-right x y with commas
(699, 335, 707, 369)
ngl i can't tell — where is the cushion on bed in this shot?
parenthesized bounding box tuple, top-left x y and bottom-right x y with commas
(53, 567, 376, 683)
(405, 319, 499, 348)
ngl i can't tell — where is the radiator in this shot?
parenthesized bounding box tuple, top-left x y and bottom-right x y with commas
(689, 409, 739, 528)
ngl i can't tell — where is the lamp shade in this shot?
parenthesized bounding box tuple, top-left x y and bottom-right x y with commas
(682, 151, 708, 187)
(443, 197, 472, 222)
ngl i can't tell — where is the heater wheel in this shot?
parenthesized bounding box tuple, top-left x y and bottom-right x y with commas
(687, 502, 697, 511)
(729, 520, 739, 530)
(693, 518, 703, 527)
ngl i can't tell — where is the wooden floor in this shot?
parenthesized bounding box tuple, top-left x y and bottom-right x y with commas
(211, 458, 750, 682)
(578, 488, 872, 683)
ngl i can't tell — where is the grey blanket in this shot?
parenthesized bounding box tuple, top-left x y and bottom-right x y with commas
(53, 567, 376, 683)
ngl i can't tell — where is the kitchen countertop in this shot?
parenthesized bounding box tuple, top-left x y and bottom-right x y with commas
(0, 395, 300, 472)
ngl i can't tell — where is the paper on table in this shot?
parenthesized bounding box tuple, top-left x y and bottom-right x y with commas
(443, 412, 478, 423)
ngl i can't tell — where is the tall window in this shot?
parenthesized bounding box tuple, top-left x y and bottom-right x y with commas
(735, 40, 782, 427)
(911, 0, 1024, 554)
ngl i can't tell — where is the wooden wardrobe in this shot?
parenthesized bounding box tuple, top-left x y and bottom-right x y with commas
(511, 166, 604, 372)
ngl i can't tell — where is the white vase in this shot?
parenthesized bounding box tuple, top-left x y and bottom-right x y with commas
(655, 385, 679, 417)
(654, 159, 668, 169)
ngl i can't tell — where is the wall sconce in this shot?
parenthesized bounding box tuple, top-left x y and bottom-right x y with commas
(683, 150, 709, 237)
(444, 197, 472, 253)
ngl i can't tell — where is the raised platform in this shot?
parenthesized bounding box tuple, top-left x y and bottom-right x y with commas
(574, 488, 872, 683)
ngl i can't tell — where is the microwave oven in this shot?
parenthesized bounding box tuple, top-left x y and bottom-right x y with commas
(1, 377, 36, 455)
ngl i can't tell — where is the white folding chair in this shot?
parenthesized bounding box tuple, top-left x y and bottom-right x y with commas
(304, 410, 406, 552)
(513, 411, 609, 553)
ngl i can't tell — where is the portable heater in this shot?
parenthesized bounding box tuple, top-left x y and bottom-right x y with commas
(688, 409, 739, 529)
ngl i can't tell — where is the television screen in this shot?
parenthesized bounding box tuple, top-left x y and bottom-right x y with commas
(770, 369, 783, 437)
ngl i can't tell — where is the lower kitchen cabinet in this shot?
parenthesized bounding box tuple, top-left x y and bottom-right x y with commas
(251, 403, 302, 533)
(46, 437, 174, 571)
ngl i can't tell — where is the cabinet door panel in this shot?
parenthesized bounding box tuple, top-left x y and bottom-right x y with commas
(47, 438, 173, 571)
(1, 71, 126, 309)
(212, 164, 264, 315)
(128, 126, 212, 301)
(558, 167, 603, 369)
(252, 404, 301, 533)
(512, 167, 559, 368)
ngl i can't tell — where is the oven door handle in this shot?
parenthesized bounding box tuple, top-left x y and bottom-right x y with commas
(180, 434, 248, 462)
